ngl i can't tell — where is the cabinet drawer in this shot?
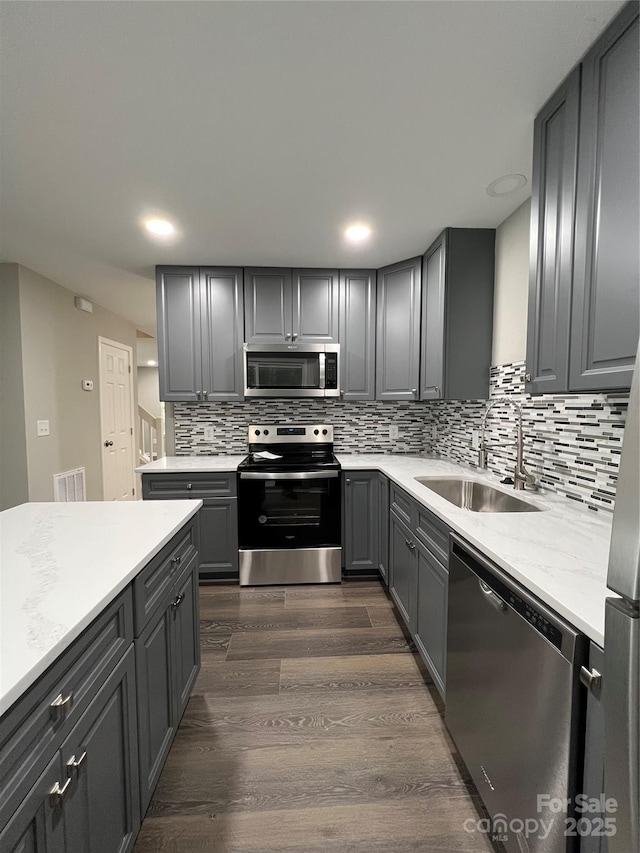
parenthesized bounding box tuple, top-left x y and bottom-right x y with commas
(142, 472, 237, 499)
(133, 520, 197, 634)
(389, 483, 415, 528)
(0, 589, 133, 828)
(415, 506, 450, 566)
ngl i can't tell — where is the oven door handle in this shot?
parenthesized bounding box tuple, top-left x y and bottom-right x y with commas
(239, 471, 340, 480)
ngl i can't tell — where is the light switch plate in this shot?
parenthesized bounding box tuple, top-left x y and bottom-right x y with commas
(204, 426, 215, 441)
(37, 420, 50, 437)
(389, 424, 399, 440)
(431, 425, 438, 440)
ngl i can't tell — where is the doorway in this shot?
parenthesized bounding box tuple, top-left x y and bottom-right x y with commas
(99, 337, 135, 500)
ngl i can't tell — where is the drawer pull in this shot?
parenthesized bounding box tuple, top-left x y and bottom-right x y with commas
(49, 778, 72, 808)
(171, 555, 182, 566)
(66, 751, 87, 778)
(50, 692, 74, 721)
(171, 593, 185, 609)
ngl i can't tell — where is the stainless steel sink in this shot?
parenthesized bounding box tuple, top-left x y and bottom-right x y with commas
(414, 477, 544, 513)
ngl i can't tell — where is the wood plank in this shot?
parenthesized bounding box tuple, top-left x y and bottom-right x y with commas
(199, 606, 372, 633)
(226, 626, 411, 661)
(195, 659, 281, 697)
(366, 605, 401, 626)
(284, 583, 391, 608)
(198, 634, 231, 659)
(280, 653, 428, 694)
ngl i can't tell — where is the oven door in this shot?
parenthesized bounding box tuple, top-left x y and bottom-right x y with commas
(238, 471, 341, 549)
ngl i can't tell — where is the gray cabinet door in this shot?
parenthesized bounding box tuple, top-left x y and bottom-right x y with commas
(135, 604, 175, 813)
(244, 268, 292, 343)
(389, 512, 416, 631)
(526, 70, 580, 395)
(376, 258, 422, 401)
(378, 473, 389, 583)
(343, 472, 379, 572)
(156, 267, 202, 402)
(198, 499, 239, 581)
(420, 236, 446, 400)
(0, 753, 65, 853)
(339, 270, 376, 400)
(581, 644, 608, 853)
(570, 5, 640, 391)
(62, 647, 140, 853)
(414, 540, 448, 699)
(172, 557, 201, 721)
(200, 268, 244, 402)
(293, 269, 339, 343)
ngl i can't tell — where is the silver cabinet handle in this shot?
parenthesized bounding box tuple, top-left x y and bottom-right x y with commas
(285, 333, 291, 340)
(186, 483, 192, 490)
(171, 593, 185, 609)
(50, 692, 74, 721)
(525, 373, 532, 383)
(66, 751, 87, 778)
(408, 541, 416, 551)
(434, 386, 441, 395)
(345, 478, 351, 485)
(49, 778, 72, 808)
(580, 666, 602, 696)
(171, 554, 182, 566)
(411, 389, 417, 396)
(292, 333, 298, 340)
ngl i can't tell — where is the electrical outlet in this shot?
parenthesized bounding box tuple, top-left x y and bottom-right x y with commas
(204, 426, 215, 441)
(389, 424, 399, 440)
(36, 420, 50, 437)
(472, 429, 480, 450)
(431, 424, 438, 440)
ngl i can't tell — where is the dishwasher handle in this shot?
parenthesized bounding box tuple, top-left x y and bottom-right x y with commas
(479, 579, 507, 612)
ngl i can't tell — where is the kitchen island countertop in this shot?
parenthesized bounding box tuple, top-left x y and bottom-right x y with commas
(0, 499, 202, 716)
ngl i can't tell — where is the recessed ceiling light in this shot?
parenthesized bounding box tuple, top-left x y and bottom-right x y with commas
(146, 360, 157, 366)
(486, 174, 528, 198)
(144, 218, 175, 237)
(344, 224, 372, 242)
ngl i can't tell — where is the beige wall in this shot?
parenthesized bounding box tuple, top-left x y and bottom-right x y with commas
(17, 266, 138, 501)
(137, 367, 162, 419)
(492, 199, 530, 366)
(0, 264, 29, 509)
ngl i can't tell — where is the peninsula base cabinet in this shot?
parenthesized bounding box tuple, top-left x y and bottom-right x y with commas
(0, 519, 201, 853)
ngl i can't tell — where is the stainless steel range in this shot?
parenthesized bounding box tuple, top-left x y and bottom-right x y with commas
(237, 424, 342, 586)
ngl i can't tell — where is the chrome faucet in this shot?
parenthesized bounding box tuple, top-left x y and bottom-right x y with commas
(478, 397, 536, 491)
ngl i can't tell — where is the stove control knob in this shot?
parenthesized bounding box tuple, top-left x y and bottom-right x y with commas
(314, 429, 319, 436)
(322, 429, 328, 436)
(264, 429, 269, 436)
(255, 430, 261, 436)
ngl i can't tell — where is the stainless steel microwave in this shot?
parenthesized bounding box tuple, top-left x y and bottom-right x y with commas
(243, 343, 340, 398)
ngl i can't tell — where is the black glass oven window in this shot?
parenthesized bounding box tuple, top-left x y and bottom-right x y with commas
(246, 352, 320, 389)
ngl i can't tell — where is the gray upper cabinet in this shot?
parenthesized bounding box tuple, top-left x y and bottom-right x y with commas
(157, 266, 244, 402)
(420, 229, 495, 401)
(200, 268, 245, 402)
(293, 269, 339, 343)
(156, 267, 202, 402)
(244, 268, 339, 344)
(570, 3, 640, 392)
(526, 68, 580, 395)
(244, 268, 292, 343)
(339, 270, 376, 400)
(376, 257, 422, 401)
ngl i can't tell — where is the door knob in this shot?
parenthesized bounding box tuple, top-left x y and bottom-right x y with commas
(104, 440, 113, 447)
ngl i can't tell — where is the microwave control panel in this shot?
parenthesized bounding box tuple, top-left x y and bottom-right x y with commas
(325, 354, 338, 389)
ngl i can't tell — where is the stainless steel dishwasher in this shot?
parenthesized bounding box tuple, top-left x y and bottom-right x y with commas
(446, 535, 587, 853)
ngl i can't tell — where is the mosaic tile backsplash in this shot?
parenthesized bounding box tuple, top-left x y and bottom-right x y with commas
(173, 360, 629, 513)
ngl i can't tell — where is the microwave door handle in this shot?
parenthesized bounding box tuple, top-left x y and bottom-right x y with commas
(319, 353, 326, 389)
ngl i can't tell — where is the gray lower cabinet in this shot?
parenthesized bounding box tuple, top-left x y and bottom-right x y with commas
(376, 257, 422, 401)
(157, 266, 244, 402)
(135, 552, 200, 814)
(389, 511, 417, 631)
(581, 643, 608, 853)
(343, 472, 379, 573)
(244, 268, 339, 344)
(527, 2, 639, 394)
(414, 540, 448, 698)
(0, 754, 65, 853)
(339, 270, 376, 400)
(142, 473, 239, 582)
(420, 229, 495, 401)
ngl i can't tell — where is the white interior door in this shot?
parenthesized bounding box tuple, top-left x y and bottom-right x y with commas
(99, 338, 135, 501)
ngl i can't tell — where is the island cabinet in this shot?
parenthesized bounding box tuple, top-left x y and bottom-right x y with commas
(375, 257, 422, 401)
(244, 268, 339, 344)
(388, 482, 450, 698)
(156, 266, 244, 402)
(142, 472, 239, 582)
(527, 2, 639, 394)
(0, 517, 201, 853)
(420, 229, 495, 401)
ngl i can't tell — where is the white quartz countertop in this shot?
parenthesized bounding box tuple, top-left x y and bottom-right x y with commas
(0, 499, 202, 716)
(138, 453, 614, 645)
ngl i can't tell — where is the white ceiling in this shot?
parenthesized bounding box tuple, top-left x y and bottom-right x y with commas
(0, 0, 625, 335)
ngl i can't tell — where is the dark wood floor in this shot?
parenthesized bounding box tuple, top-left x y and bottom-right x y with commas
(133, 581, 493, 853)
